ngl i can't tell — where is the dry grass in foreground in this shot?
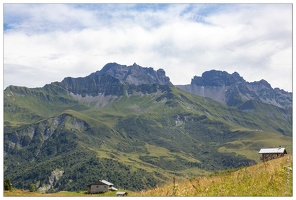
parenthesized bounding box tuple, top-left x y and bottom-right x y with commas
(3, 190, 125, 197)
(133, 155, 293, 197)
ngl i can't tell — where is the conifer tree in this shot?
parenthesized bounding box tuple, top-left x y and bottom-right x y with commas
(30, 184, 35, 192)
(4, 178, 12, 190)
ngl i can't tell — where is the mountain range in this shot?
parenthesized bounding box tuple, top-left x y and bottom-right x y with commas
(176, 70, 291, 109)
(3, 62, 292, 193)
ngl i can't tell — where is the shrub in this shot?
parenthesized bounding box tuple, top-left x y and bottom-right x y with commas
(4, 178, 12, 190)
(29, 184, 35, 192)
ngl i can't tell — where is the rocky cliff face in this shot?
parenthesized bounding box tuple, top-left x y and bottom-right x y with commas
(191, 70, 245, 86)
(60, 62, 171, 98)
(176, 70, 292, 109)
(62, 73, 125, 97)
(95, 62, 171, 86)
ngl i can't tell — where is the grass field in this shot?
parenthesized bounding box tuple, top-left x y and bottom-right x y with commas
(218, 130, 292, 163)
(133, 155, 293, 196)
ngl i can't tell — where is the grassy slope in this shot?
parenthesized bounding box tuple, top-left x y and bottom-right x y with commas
(134, 155, 293, 196)
(218, 130, 292, 162)
(4, 85, 87, 126)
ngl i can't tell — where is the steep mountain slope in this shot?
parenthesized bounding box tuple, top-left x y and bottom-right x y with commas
(176, 70, 292, 109)
(3, 63, 292, 193)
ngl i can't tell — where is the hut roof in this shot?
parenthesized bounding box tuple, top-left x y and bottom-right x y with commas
(101, 180, 114, 186)
(258, 147, 287, 154)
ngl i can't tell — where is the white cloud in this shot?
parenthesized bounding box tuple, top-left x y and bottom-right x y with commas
(3, 3, 292, 92)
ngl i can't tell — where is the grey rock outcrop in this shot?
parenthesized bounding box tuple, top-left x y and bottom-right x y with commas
(176, 70, 292, 109)
(96, 62, 171, 86)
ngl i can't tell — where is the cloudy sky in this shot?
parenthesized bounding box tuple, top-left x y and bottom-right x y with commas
(3, 3, 293, 92)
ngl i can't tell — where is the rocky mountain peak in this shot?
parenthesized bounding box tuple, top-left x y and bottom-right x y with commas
(59, 62, 172, 98)
(96, 62, 171, 86)
(249, 79, 272, 89)
(177, 69, 291, 109)
(191, 70, 245, 86)
(97, 62, 129, 80)
(132, 62, 140, 67)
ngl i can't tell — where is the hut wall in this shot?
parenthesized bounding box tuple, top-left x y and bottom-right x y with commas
(261, 153, 285, 161)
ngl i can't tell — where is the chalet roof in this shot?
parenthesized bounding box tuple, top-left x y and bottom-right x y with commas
(87, 180, 108, 187)
(101, 180, 114, 186)
(258, 147, 287, 154)
(87, 179, 115, 187)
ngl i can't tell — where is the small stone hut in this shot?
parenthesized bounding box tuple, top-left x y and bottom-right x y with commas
(87, 180, 117, 194)
(258, 147, 287, 162)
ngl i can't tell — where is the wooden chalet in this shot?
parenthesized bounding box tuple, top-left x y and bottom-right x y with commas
(258, 147, 287, 162)
(87, 179, 117, 194)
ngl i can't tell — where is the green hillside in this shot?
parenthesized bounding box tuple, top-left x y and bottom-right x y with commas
(3, 82, 292, 192)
